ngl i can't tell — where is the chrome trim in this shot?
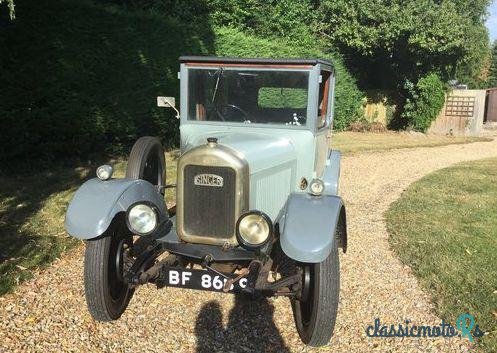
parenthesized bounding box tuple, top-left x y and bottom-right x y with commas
(193, 173, 224, 187)
(177, 142, 249, 246)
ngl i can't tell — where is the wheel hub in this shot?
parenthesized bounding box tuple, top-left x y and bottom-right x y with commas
(115, 238, 132, 282)
(301, 265, 311, 302)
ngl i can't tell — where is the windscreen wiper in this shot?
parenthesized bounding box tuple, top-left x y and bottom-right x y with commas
(211, 67, 224, 104)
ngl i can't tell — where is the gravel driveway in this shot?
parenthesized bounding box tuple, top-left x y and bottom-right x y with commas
(1, 137, 496, 353)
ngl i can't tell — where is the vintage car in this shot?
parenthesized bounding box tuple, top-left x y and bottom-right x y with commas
(65, 56, 347, 347)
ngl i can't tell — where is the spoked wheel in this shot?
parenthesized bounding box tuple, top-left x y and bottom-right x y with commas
(84, 220, 135, 321)
(84, 137, 166, 321)
(292, 238, 340, 346)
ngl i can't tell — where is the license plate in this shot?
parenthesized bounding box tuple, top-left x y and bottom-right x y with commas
(162, 267, 248, 293)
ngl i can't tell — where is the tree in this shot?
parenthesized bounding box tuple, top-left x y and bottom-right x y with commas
(0, 0, 15, 19)
(317, 0, 491, 89)
(489, 41, 497, 88)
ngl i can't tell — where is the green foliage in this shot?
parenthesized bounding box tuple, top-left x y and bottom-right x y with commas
(317, 0, 491, 88)
(105, 0, 365, 124)
(0, 0, 14, 19)
(332, 53, 365, 130)
(103, 0, 319, 46)
(1, 0, 491, 167)
(0, 3, 363, 167)
(454, 24, 491, 88)
(258, 88, 308, 109)
(401, 73, 446, 132)
(208, 0, 318, 43)
(214, 27, 363, 130)
(489, 41, 497, 88)
(0, 0, 363, 166)
(0, 0, 214, 166)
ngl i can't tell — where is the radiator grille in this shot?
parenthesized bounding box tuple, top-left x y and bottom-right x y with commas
(183, 165, 236, 238)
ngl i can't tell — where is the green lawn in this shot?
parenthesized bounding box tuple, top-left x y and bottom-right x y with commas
(0, 154, 177, 295)
(386, 158, 497, 352)
(331, 131, 490, 153)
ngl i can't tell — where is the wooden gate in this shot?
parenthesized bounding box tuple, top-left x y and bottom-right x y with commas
(486, 88, 497, 123)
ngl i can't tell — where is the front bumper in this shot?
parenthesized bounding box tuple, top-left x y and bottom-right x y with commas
(156, 217, 257, 262)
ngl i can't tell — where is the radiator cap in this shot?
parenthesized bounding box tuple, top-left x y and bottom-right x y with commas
(207, 137, 218, 146)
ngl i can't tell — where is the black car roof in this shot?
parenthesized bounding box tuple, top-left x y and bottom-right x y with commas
(179, 56, 333, 67)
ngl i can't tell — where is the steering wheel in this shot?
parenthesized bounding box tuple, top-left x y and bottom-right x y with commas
(215, 104, 250, 122)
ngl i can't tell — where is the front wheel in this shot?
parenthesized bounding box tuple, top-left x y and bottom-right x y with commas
(292, 241, 340, 346)
(84, 221, 134, 321)
(126, 136, 165, 190)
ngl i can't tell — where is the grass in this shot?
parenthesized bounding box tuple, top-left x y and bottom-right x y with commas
(331, 131, 491, 153)
(0, 153, 178, 295)
(386, 158, 497, 352)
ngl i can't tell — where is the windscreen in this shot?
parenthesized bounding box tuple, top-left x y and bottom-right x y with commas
(187, 68, 309, 126)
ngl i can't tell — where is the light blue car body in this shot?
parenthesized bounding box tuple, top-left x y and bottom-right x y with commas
(65, 178, 168, 239)
(64, 59, 346, 263)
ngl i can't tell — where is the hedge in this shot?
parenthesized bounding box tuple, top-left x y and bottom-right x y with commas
(401, 73, 446, 132)
(214, 27, 364, 131)
(0, 0, 362, 167)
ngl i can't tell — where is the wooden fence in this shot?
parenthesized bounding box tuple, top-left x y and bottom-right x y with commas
(486, 88, 497, 123)
(428, 89, 486, 136)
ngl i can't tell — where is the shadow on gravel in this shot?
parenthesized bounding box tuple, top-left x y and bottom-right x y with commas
(195, 295, 291, 353)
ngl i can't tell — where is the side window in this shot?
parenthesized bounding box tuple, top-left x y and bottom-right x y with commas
(317, 71, 331, 129)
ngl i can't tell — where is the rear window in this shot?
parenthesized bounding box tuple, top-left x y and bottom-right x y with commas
(258, 87, 308, 109)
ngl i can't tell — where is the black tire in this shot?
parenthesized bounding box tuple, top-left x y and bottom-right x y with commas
(292, 238, 340, 346)
(126, 136, 166, 190)
(84, 137, 166, 321)
(84, 221, 134, 321)
(125, 136, 164, 261)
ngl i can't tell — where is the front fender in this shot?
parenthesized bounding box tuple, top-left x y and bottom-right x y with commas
(278, 193, 346, 263)
(64, 178, 167, 239)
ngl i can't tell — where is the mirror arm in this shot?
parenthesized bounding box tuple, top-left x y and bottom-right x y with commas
(168, 103, 180, 119)
(157, 96, 180, 119)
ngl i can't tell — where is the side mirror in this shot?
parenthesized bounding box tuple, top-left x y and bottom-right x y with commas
(157, 96, 180, 119)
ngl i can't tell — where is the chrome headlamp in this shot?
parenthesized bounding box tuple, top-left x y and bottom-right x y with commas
(309, 178, 325, 196)
(96, 164, 113, 181)
(236, 211, 273, 250)
(126, 202, 159, 235)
